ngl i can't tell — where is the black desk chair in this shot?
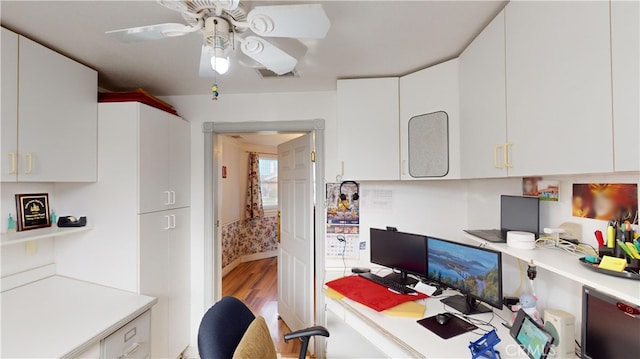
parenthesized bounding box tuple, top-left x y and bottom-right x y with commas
(198, 296, 329, 359)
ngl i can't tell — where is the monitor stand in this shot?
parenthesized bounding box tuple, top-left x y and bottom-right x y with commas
(384, 271, 418, 287)
(441, 294, 492, 315)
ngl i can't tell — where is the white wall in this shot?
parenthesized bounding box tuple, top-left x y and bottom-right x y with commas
(163, 91, 337, 348)
(1, 183, 56, 278)
(220, 136, 248, 225)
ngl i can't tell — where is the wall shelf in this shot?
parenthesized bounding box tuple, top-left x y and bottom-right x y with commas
(1, 226, 92, 247)
(464, 233, 640, 306)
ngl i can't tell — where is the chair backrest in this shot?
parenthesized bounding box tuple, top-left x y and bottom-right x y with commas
(198, 296, 256, 359)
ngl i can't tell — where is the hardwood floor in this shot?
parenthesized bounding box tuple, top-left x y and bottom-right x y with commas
(222, 257, 303, 358)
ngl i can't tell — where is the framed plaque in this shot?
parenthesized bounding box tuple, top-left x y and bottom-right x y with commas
(15, 193, 51, 231)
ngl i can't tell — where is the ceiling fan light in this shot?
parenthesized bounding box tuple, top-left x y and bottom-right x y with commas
(211, 55, 230, 74)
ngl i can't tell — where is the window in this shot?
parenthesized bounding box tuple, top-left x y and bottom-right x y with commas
(259, 156, 278, 208)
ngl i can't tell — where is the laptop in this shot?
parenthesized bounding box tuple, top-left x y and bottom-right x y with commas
(464, 195, 540, 243)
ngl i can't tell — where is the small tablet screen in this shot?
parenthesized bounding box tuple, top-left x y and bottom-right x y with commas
(510, 309, 554, 359)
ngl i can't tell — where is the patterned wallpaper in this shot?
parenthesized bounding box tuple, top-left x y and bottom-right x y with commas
(222, 215, 279, 268)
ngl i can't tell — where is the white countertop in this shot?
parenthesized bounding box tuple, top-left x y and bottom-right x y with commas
(325, 283, 529, 359)
(1, 276, 157, 358)
(464, 233, 640, 305)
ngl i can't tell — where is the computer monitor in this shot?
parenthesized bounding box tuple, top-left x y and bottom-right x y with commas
(501, 195, 540, 238)
(427, 236, 503, 315)
(369, 228, 428, 286)
(581, 286, 640, 359)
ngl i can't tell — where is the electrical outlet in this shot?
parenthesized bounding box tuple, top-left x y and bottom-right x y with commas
(559, 222, 582, 242)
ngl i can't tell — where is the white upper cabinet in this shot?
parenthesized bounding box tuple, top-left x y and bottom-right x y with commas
(168, 116, 191, 208)
(459, 10, 508, 179)
(17, 35, 98, 182)
(1, 29, 97, 182)
(336, 78, 400, 181)
(505, 1, 613, 176)
(137, 104, 190, 214)
(400, 59, 460, 179)
(611, 0, 639, 172)
(1, 28, 19, 182)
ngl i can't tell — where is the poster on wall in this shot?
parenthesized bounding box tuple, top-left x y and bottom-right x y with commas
(326, 182, 360, 259)
(522, 177, 559, 201)
(572, 183, 638, 224)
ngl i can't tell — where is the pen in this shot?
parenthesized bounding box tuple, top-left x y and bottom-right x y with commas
(594, 230, 605, 247)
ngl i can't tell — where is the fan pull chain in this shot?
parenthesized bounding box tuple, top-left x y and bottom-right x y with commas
(212, 81, 219, 100)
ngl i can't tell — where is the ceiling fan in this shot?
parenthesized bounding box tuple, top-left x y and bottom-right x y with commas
(106, 0, 331, 76)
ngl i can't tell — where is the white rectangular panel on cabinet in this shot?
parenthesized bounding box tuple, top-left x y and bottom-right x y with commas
(1, 27, 18, 182)
(17, 35, 97, 182)
(505, 1, 613, 176)
(138, 105, 170, 214)
(400, 59, 460, 180)
(336, 78, 400, 181)
(459, 10, 508, 179)
(611, 0, 640, 172)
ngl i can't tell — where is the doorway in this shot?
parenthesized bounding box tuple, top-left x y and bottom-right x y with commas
(202, 120, 327, 357)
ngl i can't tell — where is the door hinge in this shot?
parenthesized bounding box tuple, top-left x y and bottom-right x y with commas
(216, 220, 220, 228)
(311, 150, 316, 163)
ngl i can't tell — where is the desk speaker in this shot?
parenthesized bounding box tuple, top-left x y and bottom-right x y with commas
(543, 309, 575, 358)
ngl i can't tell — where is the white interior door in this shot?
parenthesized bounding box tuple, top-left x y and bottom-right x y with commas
(277, 133, 315, 335)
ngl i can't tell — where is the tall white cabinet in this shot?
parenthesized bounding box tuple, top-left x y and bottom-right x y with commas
(55, 102, 191, 359)
(1, 27, 97, 182)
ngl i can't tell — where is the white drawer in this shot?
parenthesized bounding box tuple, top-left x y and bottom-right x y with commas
(102, 310, 151, 359)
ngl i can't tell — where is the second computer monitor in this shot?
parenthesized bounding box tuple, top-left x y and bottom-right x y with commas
(370, 228, 428, 286)
(427, 236, 503, 315)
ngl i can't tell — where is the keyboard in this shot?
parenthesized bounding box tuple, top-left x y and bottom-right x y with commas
(358, 272, 416, 294)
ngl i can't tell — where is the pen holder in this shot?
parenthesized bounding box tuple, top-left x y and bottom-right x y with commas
(626, 259, 640, 274)
(598, 246, 614, 257)
(614, 245, 626, 259)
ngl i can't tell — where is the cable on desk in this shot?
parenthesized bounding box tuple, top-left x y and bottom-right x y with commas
(535, 236, 597, 256)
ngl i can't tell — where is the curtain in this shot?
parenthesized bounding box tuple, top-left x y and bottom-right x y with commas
(245, 152, 264, 219)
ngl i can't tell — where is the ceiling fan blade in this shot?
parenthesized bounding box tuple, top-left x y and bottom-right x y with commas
(106, 23, 194, 43)
(240, 36, 297, 75)
(247, 4, 330, 39)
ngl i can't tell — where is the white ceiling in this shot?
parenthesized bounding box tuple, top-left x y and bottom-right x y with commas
(0, 0, 507, 96)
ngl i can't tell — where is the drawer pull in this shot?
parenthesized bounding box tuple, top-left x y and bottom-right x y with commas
(119, 342, 141, 358)
(124, 327, 137, 342)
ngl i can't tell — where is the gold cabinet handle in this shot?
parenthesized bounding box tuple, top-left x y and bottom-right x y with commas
(503, 142, 513, 168)
(25, 153, 33, 174)
(493, 146, 503, 169)
(8, 152, 17, 174)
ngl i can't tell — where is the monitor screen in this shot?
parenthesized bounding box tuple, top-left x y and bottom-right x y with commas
(582, 286, 640, 359)
(427, 236, 503, 313)
(370, 228, 427, 283)
(501, 195, 540, 236)
(511, 309, 554, 359)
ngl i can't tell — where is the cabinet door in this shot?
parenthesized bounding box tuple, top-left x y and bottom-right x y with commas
(400, 59, 460, 180)
(505, 1, 613, 176)
(139, 211, 170, 359)
(459, 10, 508, 179)
(167, 208, 191, 358)
(138, 105, 170, 214)
(17, 35, 97, 182)
(1, 27, 18, 182)
(611, 0, 639, 172)
(336, 78, 400, 181)
(168, 116, 190, 209)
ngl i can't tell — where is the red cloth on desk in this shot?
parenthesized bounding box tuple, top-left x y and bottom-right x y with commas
(326, 276, 428, 312)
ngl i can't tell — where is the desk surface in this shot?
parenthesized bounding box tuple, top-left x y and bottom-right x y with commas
(325, 278, 530, 359)
(464, 233, 640, 305)
(1, 276, 157, 358)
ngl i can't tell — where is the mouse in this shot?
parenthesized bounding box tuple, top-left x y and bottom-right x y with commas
(435, 312, 453, 325)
